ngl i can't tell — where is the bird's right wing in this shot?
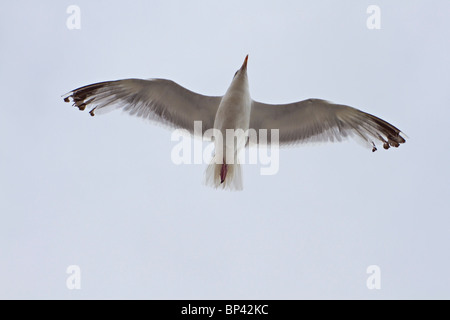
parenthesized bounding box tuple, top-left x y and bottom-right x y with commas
(250, 99, 406, 150)
(63, 78, 222, 135)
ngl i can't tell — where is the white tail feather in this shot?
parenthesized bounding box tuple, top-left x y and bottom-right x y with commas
(204, 155, 243, 191)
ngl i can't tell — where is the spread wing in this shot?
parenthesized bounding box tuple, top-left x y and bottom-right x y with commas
(250, 99, 406, 151)
(63, 78, 222, 135)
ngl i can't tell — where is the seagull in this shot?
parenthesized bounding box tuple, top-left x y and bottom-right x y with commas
(63, 55, 406, 190)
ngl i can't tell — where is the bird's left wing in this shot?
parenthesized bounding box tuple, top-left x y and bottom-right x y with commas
(250, 99, 406, 150)
(63, 78, 222, 135)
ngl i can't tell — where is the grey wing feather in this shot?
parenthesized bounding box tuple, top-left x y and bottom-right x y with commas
(250, 99, 406, 150)
(63, 78, 222, 135)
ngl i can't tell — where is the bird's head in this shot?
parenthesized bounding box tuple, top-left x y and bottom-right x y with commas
(224, 55, 250, 98)
(232, 55, 249, 80)
(228, 55, 249, 94)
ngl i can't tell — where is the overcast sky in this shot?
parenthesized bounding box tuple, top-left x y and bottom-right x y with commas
(1, 0, 449, 299)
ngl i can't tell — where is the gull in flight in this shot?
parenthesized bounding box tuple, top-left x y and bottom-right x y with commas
(63, 55, 406, 190)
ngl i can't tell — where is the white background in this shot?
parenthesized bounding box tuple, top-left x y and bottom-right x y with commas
(0, 1, 449, 299)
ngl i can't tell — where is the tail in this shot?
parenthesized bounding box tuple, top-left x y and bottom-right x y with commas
(204, 155, 243, 191)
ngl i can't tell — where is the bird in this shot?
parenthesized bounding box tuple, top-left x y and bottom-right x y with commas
(63, 55, 406, 190)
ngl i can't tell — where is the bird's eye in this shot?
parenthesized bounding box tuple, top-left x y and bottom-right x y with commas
(233, 70, 239, 78)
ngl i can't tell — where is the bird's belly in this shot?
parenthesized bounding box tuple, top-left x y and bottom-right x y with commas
(213, 98, 251, 158)
(214, 97, 251, 132)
